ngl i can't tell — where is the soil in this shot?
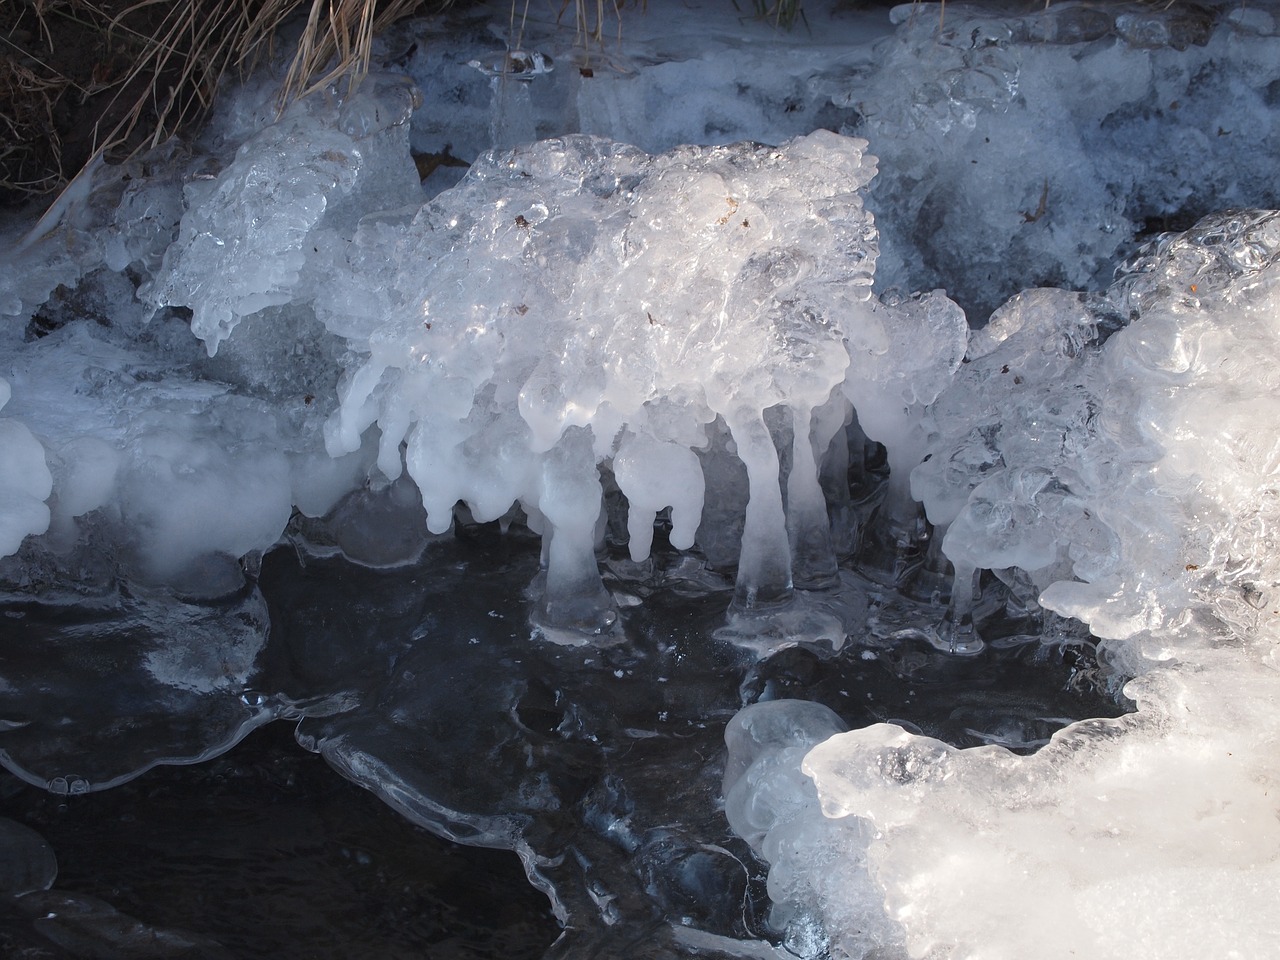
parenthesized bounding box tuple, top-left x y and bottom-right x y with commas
(1, 0, 200, 208)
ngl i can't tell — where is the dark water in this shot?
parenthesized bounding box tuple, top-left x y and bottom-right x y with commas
(0, 720, 560, 959)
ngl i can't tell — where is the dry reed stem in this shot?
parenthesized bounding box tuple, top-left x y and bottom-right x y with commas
(279, 0, 426, 105)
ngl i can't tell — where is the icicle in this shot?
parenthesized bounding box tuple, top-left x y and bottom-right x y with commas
(936, 561, 985, 655)
(469, 51, 552, 150)
(850, 402, 932, 588)
(531, 427, 616, 635)
(786, 405, 839, 589)
(726, 410, 793, 611)
(614, 434, 705, 563)
(910, 519, 953, 604)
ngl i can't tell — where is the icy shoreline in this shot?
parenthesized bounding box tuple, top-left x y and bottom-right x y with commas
(2, 2, 1280, 958)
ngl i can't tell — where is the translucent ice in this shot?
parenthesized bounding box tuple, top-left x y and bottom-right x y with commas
(0, 378, 53, 557)
(733, 209, 1280, 960)
(4, 58, 975, 632)
(2, 7, 1278, 956)
(297, 125, 896, 625)
(910, 210, 1280, 647)
(142, 76, 424, 355)
(837, 2, 1280, 318)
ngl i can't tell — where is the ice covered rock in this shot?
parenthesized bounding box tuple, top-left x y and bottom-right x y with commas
(797, 657, 1280, 960)
(1044, 209, 1280, 646)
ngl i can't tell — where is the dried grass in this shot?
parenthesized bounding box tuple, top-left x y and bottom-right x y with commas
(6, 0, 1178, 208)
(558, 0, 627, 49)
(742, 0, 805, 31)
(0, 58, 73, 196)
(279, 0, 429, 104)
(1, 0, 443, 206)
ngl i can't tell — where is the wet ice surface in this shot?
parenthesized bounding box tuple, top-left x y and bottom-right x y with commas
(0, 583, 272, 793)
(0, 527, 1123, 958)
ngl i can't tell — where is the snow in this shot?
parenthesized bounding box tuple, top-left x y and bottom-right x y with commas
(2, 0, 1280, 957)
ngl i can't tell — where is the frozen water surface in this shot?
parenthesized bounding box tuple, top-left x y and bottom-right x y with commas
(2, 1, 1279, 957)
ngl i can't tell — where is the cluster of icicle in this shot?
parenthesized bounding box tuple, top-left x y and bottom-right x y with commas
(143, 74, 970, 631)
(1, 74, 973, 631)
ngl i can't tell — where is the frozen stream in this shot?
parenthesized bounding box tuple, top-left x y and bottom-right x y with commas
(0, 528, 1120, 958)
(2, 1, 1280, 958)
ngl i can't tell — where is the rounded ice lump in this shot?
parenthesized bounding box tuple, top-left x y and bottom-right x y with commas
(728, 207, 1280, 960)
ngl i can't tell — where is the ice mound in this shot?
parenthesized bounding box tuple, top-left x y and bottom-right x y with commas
(0, 79, 429, 591)
(0, 320, 349, 595)
(727, 209, 1280, 960)
(913, 209, 1280, 651)
(396, 0, 1280, 321)
(314, 129, 889, 628)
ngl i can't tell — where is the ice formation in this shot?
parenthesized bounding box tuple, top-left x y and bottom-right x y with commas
(726, 211, 1280, 959)
(307, 126, 895, 626)
(1, 64, 973, 630)
(836, 1, 1280, 318)
(2, 1, 1280, 958)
